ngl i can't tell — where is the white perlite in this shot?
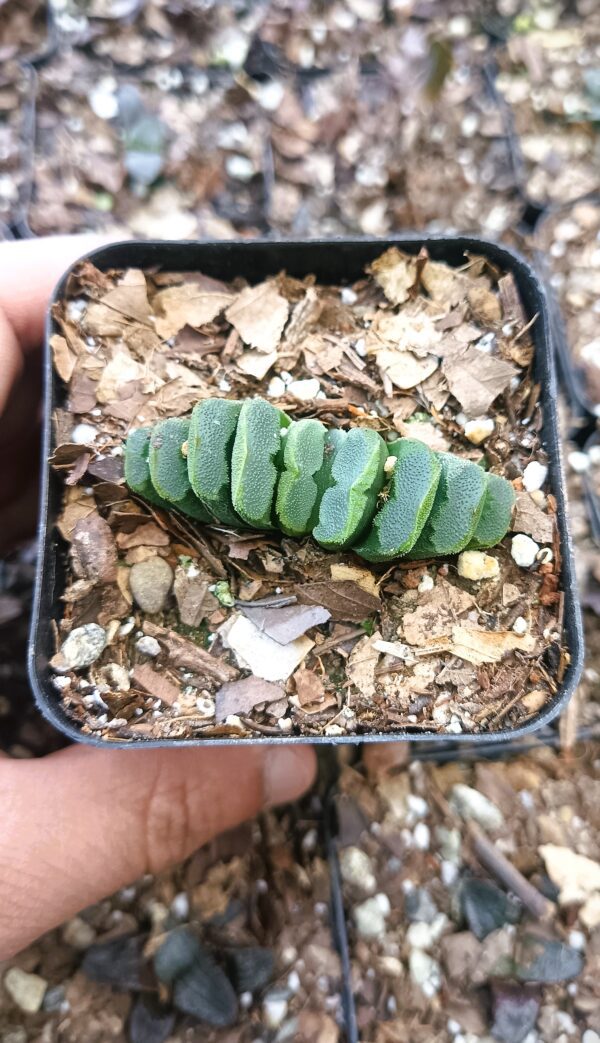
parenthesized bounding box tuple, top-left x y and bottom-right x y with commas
(463, 418, 494, 445)
(457, 550, 500, 582)
(523, 461, 548, 491)
(511, 533, 539, 568)
(3, 968, 47, 1013)
(418, 573, 434, 593)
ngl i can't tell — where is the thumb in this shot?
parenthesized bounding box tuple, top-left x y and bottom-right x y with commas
(0, 743, 316, 959)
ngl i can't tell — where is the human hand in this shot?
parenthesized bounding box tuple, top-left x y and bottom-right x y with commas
(0, 237, 316, 959)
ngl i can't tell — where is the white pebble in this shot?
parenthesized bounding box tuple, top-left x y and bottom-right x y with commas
(384, 455, 397, 475)
(136, 636, 161, 657)
(568, 930, 586, 951)
(413, 823, 430, 850)
(418, 573, 434, 593)
(278, 717, 293, 733)
(464, 418, 494, 445)
(218, 378, 231, 392)
(441, 861, 459, 887)
(511, 533, 539, 568)
(457, 550, 500, 582)
(262, 991, 288, 1029)
(407, 794, 428, 818)
(583, 1031, 600, 1043)
(118, 618, 135, 637)
(568, 450, 590, 473)
(225, 154, 255, 181)
(170, 893, 189, 919)
(71, 423, 98, 445)
(523, 461, 548, 491)
(267, 375, 286, 398)
(341, 287, 358, 305)
(287, 970, 301, 993)
(512, 616, 528, 636)
(287, 378, 320, 401)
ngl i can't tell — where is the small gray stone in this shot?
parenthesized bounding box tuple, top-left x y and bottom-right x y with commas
(449, 784, 504, 832)
(491, 984, 540, 1043)
(353, 893, 391, 940)
(42, 985, 67, 1013)
(129, 558, 173, 614)
(136, 635, 161, 657)
(60, 624, 106, 670)
(3, 967, 48, 1013)
(405, 887, 439, 924)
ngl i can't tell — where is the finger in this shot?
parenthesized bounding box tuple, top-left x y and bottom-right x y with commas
(0, 304, 22, 418)
(0, 743, 316, 959)
(0, 234, 115, 352)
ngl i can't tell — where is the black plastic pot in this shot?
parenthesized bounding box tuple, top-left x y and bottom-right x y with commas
(534, 197, 600, 421)
(28, 235, 584, 748)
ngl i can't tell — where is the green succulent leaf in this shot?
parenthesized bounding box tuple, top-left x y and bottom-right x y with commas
(148, 418, 212, 522)
(187, 399, 243, 526)
(355, 438, 441, 562)
(410, 453, 487, 559)
(313, 428, 387, 549)
(467, 472, 516, 549)
(275, 418, 329, 537)
(230, 398, 290, 529)
(124, 427, 172, 509)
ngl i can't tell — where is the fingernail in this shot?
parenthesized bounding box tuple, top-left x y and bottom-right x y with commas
(263, 746, 317, 808)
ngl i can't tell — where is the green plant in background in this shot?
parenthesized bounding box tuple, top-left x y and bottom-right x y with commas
(125, 397, 516, 562)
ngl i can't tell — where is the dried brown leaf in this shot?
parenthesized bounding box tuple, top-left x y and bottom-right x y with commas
(442, 346, 517, 416)
(173, 566, 218, 627)
(51, 334, 76, 383)
(402, 579, 474, 646)
(215, 675, 284, 722)
(450, 626, 536, 665)
(376, 348, 439, 391)
(153, 282, 234, 339)
(512, 492, 553, 544)
(71, 513, 118, 585)
(368, 248, 419, 305)
(225, 282, 289, 353)
(347, 632, 381, 698)
(293, 665, 326, 708)
(330, 564, 380, 598)
(295, 581, 381, 623)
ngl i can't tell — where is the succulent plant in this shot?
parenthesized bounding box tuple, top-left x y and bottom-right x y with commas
(125, 397, 515, 561)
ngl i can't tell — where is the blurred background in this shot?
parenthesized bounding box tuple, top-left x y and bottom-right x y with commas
(1, 2, 600, 1041)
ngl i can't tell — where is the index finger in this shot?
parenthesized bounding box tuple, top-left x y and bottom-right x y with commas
(0, 235, 114, 352)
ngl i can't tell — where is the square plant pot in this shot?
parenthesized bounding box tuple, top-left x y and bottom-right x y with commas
(28, 235, 584, 748)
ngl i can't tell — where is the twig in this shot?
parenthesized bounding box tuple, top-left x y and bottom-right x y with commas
(428, 772, 554, 922)
(466, 821, 554, 921)
(310, 627, 365, 656)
